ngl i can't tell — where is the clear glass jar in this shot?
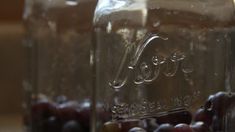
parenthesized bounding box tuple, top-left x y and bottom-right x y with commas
(93, 0, 235, 131)
(23, 0, 97, 132)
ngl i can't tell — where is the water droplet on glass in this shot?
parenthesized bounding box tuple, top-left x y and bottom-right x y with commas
(162, 59, 179, 77)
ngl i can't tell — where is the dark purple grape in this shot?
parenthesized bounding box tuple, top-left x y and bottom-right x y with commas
(190, 122, 210, 132)
(31, 101, 58, 132)
(77, 100, 92, 130)
(44, 116, 62, 132)
(203, 92, 235, 131)
(62, 120, 83, 132)
(140, 118, 159, 131)
(57, 100, 81, 120)
(156, 109, 192, 125)
(229, 92, 235, 104)
(56, 99, 92, 131)
(58, 100, 80, 110)
(128, 127, 146, 132)
(120, 119, 141, 132)
(153, 123, 174, 132)
(98, 110, 112, 123)
(31, 101, 57, 122)
(57, 105, 80, 122)
(211, 115, 224, 132)
(205, 92, 230, 118)
(77, 100, 111, 131)
(102, 121, 120, 132)
(204, 95, 214, 110)
(174, 123, 193, 132)
(194, 108, 213, 125)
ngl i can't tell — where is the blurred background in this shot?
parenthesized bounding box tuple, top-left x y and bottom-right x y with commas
(0, 0, 25, 131)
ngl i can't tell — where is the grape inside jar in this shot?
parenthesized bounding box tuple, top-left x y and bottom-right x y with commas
(23, 0, 98, 132)
(93, 0, 235, 132)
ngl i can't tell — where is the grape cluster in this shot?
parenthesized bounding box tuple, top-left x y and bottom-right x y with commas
(28, 91, 235, 132)
(29, 95, 111, 132)
(102, 92, 235, 132)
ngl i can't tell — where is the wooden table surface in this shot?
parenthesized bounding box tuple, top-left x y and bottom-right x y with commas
(0, 114, 23, 132)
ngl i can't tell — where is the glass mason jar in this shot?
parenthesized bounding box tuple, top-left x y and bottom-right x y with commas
(23, 0, 97, 132)
(93, 0, 235, 131)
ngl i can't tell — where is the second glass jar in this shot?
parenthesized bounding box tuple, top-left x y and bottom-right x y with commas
(93, 0, 235, 132)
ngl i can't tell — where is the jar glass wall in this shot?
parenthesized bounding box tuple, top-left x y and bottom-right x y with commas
(23, 0, 97, 131)
(93, 0, 235, 131)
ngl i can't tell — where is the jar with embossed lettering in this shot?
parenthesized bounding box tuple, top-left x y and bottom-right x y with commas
(93, 0, 235, 132)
